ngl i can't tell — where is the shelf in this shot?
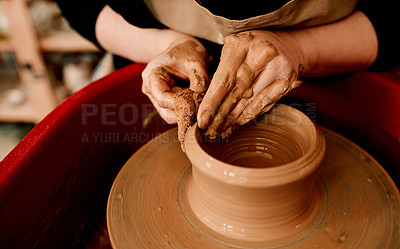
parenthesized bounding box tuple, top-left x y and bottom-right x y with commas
(1, 30, 100, 53)
(39, 30, 99, 52)
(0, 0, 102, 123)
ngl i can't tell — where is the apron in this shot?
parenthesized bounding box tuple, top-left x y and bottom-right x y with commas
(143, 0, 359, 44)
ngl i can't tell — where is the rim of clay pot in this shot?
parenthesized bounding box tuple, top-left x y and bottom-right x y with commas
(185, 104, 326, 187)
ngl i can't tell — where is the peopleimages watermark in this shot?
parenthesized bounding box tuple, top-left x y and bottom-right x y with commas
(289, 102, 317, 123)
(81, 131, 169, 143)
(81, 103, 163, 125)
(82, 102, 317, 126)
(248, 102, 318, 126)
(80, 102, 318, 143)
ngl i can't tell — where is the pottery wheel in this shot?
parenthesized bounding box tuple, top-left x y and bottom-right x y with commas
(107, 127, 400, 249)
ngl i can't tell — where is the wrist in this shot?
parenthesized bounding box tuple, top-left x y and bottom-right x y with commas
(271, 30, 313, 76)
(165, 30, 206, 53)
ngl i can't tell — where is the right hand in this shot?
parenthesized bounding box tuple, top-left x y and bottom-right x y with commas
(197, 31, 303, 139)
(141, 39, 210, 124)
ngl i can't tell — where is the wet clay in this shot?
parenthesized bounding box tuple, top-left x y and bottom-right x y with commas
(167, 40, 208, 90)
(174, 88, 203, 151)
(167, 40, 205, 63)
(235, 70, 302, 126)
(107, 104, 400, 249)
(185, 104, 326, 241)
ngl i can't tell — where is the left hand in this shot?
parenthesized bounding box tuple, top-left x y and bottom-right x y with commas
(141, 39, 209, 124)
(197, 30, 304, 139)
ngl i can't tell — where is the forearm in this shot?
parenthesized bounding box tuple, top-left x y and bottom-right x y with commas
(95, 5, 198, 63)
(276, 11, 378, 77)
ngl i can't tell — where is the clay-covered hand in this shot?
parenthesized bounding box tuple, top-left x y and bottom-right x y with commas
(142, 39, 210, 124)
(197, 30, 303, 140)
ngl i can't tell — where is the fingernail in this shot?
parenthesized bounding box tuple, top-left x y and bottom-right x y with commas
(221, 127, 232, 139)
(190, 73, 207, 92)
(171, 86, 182, 93)
(222, 114, 235, 131)
(197, 111, 209, 129)
(198, 109, 215, 129)
(205, 127, 218, 141)
(236, 115, 250, 126)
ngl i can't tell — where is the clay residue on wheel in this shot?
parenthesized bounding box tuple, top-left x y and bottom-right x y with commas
(174, 88, 203, 151)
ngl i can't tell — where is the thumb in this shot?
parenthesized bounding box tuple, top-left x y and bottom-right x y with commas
(188, 67, 208, 93)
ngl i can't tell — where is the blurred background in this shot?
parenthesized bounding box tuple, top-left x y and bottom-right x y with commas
(0, 0, 113, 159)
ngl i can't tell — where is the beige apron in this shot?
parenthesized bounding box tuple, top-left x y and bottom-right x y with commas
(144, 0, 359, 44)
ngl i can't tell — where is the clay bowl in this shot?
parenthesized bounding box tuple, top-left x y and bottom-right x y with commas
(184, 104, 326, 242)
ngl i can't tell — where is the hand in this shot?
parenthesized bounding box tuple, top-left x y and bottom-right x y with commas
(197, 30, 303, 139)
(142, 39, 210, 123)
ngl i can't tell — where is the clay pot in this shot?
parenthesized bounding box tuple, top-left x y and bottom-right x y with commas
(108, 104, 400, 248)
(184, 104, 326, 242)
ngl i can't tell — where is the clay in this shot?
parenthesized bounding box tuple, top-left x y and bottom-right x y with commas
(167, 40, 208, 91)
(174, 88, 203, 151)
(185, 104, 326, 241)
(235, 70, 302, 126)
(167, 40, 204, 63)
(107, 104, 400, 249)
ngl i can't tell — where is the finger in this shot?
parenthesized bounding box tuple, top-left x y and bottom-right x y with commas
(220, 56, 295, 130)
(157, 107, 177, 124)
(204, 62, 254, 136)
(235, 76, 301, 126)
(187, 66, 208, 93)
(219, 70, 276, 131)
(197, 41, 248, 129)
(220, 97, 251, 134)
(171, 86, 183, 93)
(216, 69, 275, 134)
(147, 94, 177, 124)
(245, 56, 288, 99)
(144, 67, 177, 110)
(149, 83, 176, 109)
(205, 42, 279, 134)
(224, 79, 283, 129)
(222, 78, 285, 131)
(220, 60, 301, 134)
(168, 40, 209, 93)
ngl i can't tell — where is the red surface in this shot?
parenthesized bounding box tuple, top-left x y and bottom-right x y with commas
(0, 63, 399, 248)
(0, 63, 173, 248)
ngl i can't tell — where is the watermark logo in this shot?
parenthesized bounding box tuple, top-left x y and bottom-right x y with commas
(81, 103, 161, 125)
